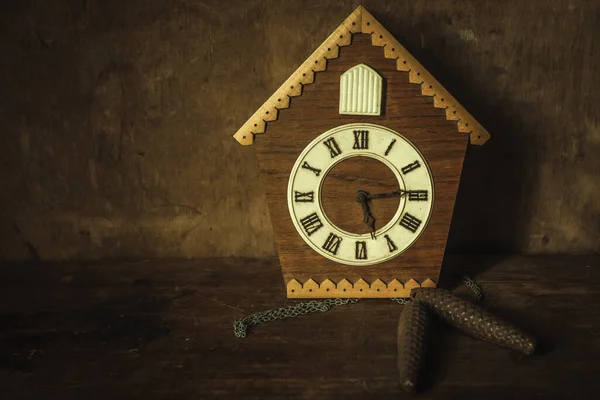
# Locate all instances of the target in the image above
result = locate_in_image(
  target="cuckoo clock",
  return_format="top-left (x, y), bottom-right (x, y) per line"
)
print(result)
top-left (233, 6), bottom-right (490, 299)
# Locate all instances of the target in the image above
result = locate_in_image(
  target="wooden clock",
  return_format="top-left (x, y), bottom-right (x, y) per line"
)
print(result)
top-left (233, 6), bottom-right (490, 299)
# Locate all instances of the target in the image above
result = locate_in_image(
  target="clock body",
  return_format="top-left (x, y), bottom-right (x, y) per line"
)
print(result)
top-left (252, 34), bottom-right (470, 298)
top-left (287, 123), bottom-right (434, 266)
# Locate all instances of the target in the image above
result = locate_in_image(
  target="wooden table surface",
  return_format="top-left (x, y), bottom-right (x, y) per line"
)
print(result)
top-left (0, 255), bottom-right (599, 399)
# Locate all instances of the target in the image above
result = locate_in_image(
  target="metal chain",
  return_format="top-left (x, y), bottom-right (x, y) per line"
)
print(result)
top-left (233, 298), bottom-right (359, 338)
top-left (233, 275), bottom-right (482, 338)
top-left (390, 297), bottom-right (411, 305)
top-left (462, 275), bottom-right (483, 302)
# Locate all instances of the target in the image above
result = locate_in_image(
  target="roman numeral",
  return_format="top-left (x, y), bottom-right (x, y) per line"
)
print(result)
top-left (407, 190), bottom-right (428, 201)
top-left (384, 139), bottom-right (396, 156)
top-left (399, 213), bottom-right (422, 233)
top-left (301, 161), bottom-right (321, 177)
top-left (294, 191), bottom-right (314, 203)
top-left (352, 130), bottom-right (369, 150)
top-left (323, 137), bottom-right (342, 158)
top-left (299, 212), bottom-right (323, 236)
top-left (322, 233), bottom-right (342, 255)
top-left (384, 234), bottom-right (398, 252)
top-left (355, 241), bottom-right (367, 260)
top-left (401, 160), bottom-right (421, 174)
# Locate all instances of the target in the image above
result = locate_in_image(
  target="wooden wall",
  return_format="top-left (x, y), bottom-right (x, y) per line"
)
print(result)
top-left (0, 0), bottom-right (598, 261)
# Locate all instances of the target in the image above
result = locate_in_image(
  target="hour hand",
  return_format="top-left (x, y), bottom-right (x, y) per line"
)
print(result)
top-left (360, 203), bottom-right (376, 239)
top-left (356, 191), bottom-right (376, 239)
top-left (364, 213), bottom-right (376, 240)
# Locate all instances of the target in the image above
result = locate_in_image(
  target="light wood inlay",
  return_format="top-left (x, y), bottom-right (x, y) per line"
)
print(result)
top-left (287, 277), bottom-right (437, 298)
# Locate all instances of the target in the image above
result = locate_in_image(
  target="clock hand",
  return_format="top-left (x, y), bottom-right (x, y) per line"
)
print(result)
top-left (365, 189), bottom-right (408, 200)
top-left (355, 191), bottom-right (376, 239)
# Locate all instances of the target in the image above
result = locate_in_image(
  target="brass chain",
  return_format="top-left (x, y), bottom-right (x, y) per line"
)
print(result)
top-left (233, 276), bottom-right (482, 338)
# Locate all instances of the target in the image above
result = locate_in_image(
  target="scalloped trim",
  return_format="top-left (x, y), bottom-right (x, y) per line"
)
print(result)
top-left (286, 277), bottom-right (437, 298)
top-left (233, 6), bottom-right (490, 146)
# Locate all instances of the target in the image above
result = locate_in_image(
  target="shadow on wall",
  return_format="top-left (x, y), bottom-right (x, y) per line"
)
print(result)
top-left (376, 8), bottom-right (543, 255)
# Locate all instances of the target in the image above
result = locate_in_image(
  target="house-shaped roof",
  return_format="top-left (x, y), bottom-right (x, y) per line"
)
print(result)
top-left (233, 6), bottom-right (490, 146)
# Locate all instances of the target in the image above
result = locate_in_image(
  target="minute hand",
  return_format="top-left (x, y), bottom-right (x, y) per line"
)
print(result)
top-left (366, 189), bottom-right (408, 200)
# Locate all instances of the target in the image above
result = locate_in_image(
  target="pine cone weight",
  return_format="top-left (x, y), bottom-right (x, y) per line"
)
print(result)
top-left (397, 301), bottom-right (431, 392)
top-left (411, 288), bottom-right (536, 355)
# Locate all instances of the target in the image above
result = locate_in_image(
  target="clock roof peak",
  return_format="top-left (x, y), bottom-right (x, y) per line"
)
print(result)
top-left (233, 6), bottom-right (490, 146)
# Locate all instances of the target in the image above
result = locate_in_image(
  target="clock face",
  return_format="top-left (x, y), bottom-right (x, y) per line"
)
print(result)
top-left (287, 123), bottom-right (434, 266)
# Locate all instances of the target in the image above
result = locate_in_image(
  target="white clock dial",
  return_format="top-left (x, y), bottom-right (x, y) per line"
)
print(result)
top-left (287, 123), bottom-right (434, 266)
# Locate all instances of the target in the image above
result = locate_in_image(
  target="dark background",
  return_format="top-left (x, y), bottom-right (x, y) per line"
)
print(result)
top-left (1, 0), bottom-right (599, 261)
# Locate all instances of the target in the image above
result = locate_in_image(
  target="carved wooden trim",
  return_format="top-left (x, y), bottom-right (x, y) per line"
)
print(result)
top-left (233, 6), bottom-right (490, 146)
top-left (286, 277), bottom-right (437, 298)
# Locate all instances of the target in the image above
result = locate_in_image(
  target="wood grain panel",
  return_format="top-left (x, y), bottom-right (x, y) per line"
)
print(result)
top-left (320, 156), bottom-right (399, 234)
top-left (255, 34), bottom-right (469, 295)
